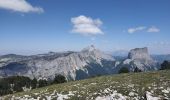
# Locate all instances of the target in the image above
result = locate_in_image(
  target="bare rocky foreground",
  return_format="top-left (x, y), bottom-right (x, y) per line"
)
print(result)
top-left (1, 70), bottom-right (170, 100)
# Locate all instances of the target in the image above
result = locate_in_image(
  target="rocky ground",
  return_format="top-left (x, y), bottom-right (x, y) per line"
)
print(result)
top-left (1, 70), bottom-right (170, 100)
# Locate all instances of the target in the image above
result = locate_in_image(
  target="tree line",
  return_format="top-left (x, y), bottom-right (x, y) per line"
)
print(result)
top-left (118, 66), bottom-right (141, 74)
top-left (0, 74), bottom-right (66, 96)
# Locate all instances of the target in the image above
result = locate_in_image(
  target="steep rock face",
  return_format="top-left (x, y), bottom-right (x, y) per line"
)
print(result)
top-left (128, 47), bottom-right (152, 60)
top-left (30, 45), bottom-right (115, 80)
top-left (122, 47), bottom-right (158, 71)
top-left (0, 45), bottom-right (116, 80)
top-left (0, 46), bottom-right (160, 80)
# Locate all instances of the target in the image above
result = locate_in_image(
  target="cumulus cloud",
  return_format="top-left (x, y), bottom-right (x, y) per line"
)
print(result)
top-left (127, 26), bottom-right (160, 34)
top-left (147, 26), bottom-right (160, 33)
top-left (71, 15), bottom-right (104, 36)
top-left (127, 26), bottom-right (146, 34)
top-left (0, 0), bottom-right (44, 13)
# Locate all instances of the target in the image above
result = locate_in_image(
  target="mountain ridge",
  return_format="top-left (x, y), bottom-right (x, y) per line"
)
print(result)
top-left (0, 46), bottom-right (162, 80)
top-left (0, 45), bottom-right (115, 80)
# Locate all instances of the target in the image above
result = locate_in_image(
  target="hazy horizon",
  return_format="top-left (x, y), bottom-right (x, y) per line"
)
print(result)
top-left (0, 45), bottom-right (169, 56)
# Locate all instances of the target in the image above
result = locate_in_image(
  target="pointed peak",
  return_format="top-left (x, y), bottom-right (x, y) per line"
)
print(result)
top-left (89, 45), bottom-right (95, 50)
top-left (90, 45), bottom-right (95, 48)
top-left (81, 45), bottom-right (97, 52)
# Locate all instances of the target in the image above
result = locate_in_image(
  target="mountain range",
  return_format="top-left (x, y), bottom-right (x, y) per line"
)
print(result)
top-left (0, 45), bottom-right (169, 81)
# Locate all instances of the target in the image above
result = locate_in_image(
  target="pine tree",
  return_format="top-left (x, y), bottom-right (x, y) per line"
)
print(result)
top-left (38, 79), bottom-right (48, 88)
top-left (160, 60), bottom-right (170, 70)
top-left (119, 67), bottom-right (129, 73)
top-left (53, 74), bottom-right (66, 84)
top-left (134, 67), bottom-right (142, 72)
top-left (31, 78), bottom-right (37, 89)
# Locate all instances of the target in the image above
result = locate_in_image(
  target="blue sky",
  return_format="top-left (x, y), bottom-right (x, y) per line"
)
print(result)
top-left (0, 0), bottom-right (170, 55)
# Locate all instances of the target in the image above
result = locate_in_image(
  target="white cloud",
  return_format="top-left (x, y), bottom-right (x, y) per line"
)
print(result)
top-left (0, 0), bottom-right (44, 13)
top-left (71, 15), bottom-right (104, 36)
top-left (127, 26), bottom-right (160, 34)
top-left (147, 26), bottom-right (160, 33)
top-left (127, 26), bottom-right (146, 34)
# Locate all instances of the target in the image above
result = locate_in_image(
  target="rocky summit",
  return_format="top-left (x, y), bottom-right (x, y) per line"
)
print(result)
top-left (128, 47), bottom-right (152, 60)
top-left (0, 46), bottom-right (160, 81)
top-left (122, 47), bottom-right (158, 71)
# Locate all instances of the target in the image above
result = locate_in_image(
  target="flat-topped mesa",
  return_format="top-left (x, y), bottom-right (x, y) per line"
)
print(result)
top-left (128, 47), bottom-right (152, 60)
top-left (122, 47), bottom-right (158, 71)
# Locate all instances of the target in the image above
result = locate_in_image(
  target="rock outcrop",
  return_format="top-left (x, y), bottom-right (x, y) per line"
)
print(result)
top-left (122, 47), bottom-right (158, 71)
top-left (128, 47), bottom-right (152, 60)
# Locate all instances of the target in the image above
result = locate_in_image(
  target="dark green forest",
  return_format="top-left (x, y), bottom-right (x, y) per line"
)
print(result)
top-left (0, 74), bottom-right (66, 96)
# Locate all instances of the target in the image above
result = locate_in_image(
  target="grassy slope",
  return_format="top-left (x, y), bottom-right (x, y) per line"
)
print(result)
top-left (3, 70), bottom-right (170, 100)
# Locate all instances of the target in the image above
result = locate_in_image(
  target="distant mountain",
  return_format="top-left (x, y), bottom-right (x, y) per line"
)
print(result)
top-left (0, 45), bottom-right (116, 80)
top-left (151, 54), bottom-right (170, 63)
top-left (119, 47), bottom-right (159, 71)
top-left (0, 54), bottom-right (28, 68)
top-left (0, 46), bottom-right (162, 80)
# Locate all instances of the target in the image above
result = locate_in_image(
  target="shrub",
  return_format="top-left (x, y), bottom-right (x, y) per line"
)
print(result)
top-left (160, 60), bottom-right (170, 70)
top-left (134, 67), bottom-right (142, 72)
top-left (38, 79), bottom-right (48, 88)
top-left (119, 67), bottom-right (129, 73)
top-left (53, 74), bottom-right (66, 84)
top-left (31, 78), bottom-right (37, 89)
